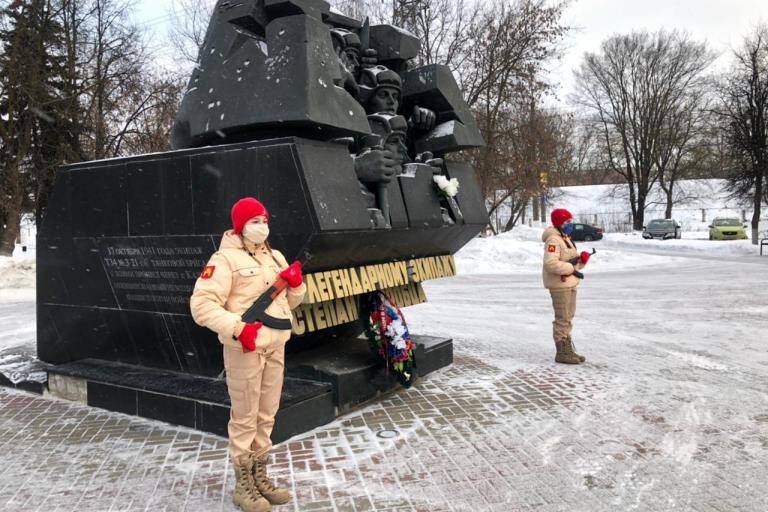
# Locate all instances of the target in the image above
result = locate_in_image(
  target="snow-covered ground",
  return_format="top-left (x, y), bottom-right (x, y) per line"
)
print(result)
top-left (1, 226), bottom-right (768, 510)
top-left (2, 225), bottom-right (764, 384)
top-left (454, 225), bottom-right (761, 275)
top-left (0, 257), bottom-right (35, 289)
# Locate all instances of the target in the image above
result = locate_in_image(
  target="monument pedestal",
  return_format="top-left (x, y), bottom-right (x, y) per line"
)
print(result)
top-left (43, 335), bottom-right (452, 440)
top-left (46, 359), bottom-right (335, 442)
top-left (286, 335), bottom-right (453, 414)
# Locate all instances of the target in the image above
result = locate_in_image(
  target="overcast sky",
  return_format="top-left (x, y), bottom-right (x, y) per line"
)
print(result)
top-left (136, 0), bottom-right (768, 105)
top-left (553, 0), bottom-right (768, 100)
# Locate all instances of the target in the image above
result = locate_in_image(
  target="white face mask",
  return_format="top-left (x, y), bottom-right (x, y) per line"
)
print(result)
top-left (243, 223), bottom-right (269, 244)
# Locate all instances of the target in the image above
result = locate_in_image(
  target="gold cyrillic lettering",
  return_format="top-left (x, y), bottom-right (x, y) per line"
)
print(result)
top-left (312, 302), bottom-right (327, 330)
top-left (339, 269), bottom-right (352, 298)
top-left (305, 275), bottom-right (323, 303)
top-left (336, 298), bottom-right (349, 324)
top-left (315, 273), bottom-right (331, 301)
top-left (366, 267), bottom-right (378, 291)
top-left (350, 268), bottom-right (363, 295)
top-left (325, 299), bottom-right (338, 326)
top-left (330, 270), bottom-right (344, 299)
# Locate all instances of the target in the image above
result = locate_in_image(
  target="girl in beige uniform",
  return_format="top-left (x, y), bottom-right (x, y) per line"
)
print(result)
top-left (190, 197), bottom-right (306, 512)
top-left (542, 208), bottom-right (591, 364)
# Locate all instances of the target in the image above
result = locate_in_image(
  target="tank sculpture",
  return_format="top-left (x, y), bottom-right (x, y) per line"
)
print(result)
top-left (36, 0), bottom-right (488, 437)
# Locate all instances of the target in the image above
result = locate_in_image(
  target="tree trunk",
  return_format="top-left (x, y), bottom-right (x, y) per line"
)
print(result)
top-left (540, 195), bottom-right (547, 223)
top-left (0, 199), bottom-right (22, 256)
top-left (503, 213), bottom-right (516, 232)
top-left (532, 197), bottom-right (540, 221)
top-left (632, 186), bottom-right (647, 230)
top-left (752, 173), bottom-right (763, 245)
top-left (633, 193), bottom-right (646, 230)
top-left (665, 181), bottom-right (675, 219)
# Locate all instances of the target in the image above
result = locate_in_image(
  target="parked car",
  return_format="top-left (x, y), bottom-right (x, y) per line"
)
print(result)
top-left (570, 223), bottom-right (603, 241)
top-left (642, 219), bottom-right (681, 239)
top-left (708, 217), bottom-right (748, 240)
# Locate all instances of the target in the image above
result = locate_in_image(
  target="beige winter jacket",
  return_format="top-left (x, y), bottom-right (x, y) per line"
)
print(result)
top-left (541, 226), bottom-right (585, 291)
top-left (190, 230), bottom-right (307, 350)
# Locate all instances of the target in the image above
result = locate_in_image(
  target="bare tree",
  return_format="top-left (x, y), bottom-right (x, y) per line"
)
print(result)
top-left (655, 84), bottom-right (713, 218)
top-left (117, 73), bottom-right (185, 155)
top-left (1, 0), bottom-right (186, 253)
top-left (483, 97), bottom-right (574, 233)
top-left (716, 24), bottom-right (768, 244)
top-left (167, 0), bottom-right (216, 70)
top-left (80, 0), bottom-right (153, 159)
top-left (573, 30), bottom-right (713, 230)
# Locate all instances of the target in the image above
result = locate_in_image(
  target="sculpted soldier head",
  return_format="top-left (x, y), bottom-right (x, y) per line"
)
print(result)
top-left (331, 28), bottom-right (362, 74)
top-left (367, 113), bottom-right (409, 167)
top-left (358, 65), bottom-right (402, 115)
top-left (331, 27), bottom-right (363, 96)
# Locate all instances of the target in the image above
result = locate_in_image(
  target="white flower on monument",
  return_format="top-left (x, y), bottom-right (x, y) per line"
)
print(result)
top-left (433, 175), bottom-right (460, 197)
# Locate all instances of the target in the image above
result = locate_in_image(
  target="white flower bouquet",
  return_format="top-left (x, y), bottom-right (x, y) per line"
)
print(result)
top-left (433, 175), bottom-right (459, 198)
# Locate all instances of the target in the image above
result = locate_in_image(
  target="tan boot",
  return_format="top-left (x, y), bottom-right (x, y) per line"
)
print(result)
top-left (252, 455), bottom-right (292, 505)
top-left (565, 337), bottom-right (586, 363)
top-left (233, 455), bottom-right (271, 512)
top-left (555, 340), bottom-right (581, 364)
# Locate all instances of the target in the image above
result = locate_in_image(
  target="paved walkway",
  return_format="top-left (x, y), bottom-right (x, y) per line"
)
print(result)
top-left (1, 255), bottom-right (768, 511)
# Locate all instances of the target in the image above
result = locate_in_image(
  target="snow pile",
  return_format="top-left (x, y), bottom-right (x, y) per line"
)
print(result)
top-left (0, 257), bottom-right (35, 289)
top-left (454, 226), bottom-right (687, 275)
top-left (488, 179), bottom-right (768, 233)
top-left (454, 229), bottom-right (544, 275)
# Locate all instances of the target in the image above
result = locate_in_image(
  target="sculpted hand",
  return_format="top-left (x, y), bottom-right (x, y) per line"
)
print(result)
top-left (409, 106), bottom-right (436, 131)
top-left (354, 149), bottom-right (398, 184)
top-left (415, 151), bottom-right (444, 170)
top-left (361, 48), bottom-right (378, 68)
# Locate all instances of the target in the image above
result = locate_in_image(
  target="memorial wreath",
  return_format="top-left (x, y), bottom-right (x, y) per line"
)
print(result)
top-left (363, 291), bottom-right (416, 388)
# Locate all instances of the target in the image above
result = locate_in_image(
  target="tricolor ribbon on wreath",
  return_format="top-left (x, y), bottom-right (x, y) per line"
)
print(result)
top-left (364, 291), bottom-right (417, 388)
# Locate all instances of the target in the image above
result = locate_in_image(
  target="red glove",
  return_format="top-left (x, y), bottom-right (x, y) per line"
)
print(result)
top-left (580, 251), bottom-right (591, 265)
top-left (279, 261), bottom-right (303, 288)
top-left (237, 322), bottom-right (262, 352)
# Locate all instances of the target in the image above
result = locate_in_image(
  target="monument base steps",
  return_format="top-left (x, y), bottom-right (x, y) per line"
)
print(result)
top-left (37, 335), bottom-right (452, 441)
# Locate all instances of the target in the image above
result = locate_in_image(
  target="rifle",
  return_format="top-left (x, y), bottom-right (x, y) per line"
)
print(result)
top-left (568, 248), bottom-right (596, 280)
top-left (240, 251), bottom-right (312, 330)
top-left (360, 16), bottom-right (370, 58)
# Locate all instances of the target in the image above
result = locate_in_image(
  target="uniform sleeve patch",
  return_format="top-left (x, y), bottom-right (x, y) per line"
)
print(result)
top-left (547, 245), bottom-right (557, 253)
top-left (200, 266), bottom-right (216, 279)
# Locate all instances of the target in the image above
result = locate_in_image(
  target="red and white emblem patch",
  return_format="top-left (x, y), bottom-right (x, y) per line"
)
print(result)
top-left (200, 266), bottom-right (216, 279)
top-left (547, 245), bottom-right (557, 253)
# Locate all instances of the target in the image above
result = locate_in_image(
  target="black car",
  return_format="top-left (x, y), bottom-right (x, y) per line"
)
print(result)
top-left (570, 223), bottom-right (604, 241)
top-left (642, 219), bottom-right (681, 240)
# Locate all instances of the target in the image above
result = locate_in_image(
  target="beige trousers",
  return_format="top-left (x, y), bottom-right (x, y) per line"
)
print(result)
top-left (550, 288), bottom-right (577, 343)
top-left (223, 342), bottom-right (285, 463)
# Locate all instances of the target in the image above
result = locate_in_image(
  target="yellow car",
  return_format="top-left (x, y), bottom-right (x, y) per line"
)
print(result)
top-left (708, 217), bottom-right (748, 240)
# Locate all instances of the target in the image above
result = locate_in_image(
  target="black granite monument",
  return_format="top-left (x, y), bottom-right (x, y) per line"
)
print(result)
top-left (37, 0), bottom-right (487, 439)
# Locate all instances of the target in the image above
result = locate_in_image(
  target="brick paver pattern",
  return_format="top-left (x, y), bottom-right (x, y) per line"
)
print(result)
top-left (1, 348), bottom-right (766, 511)
top-left (2, 261), bottom-right (768, 511)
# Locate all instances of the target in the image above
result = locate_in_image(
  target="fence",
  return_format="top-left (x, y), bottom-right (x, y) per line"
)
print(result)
top-left (491, 203), bottom-right (768, 235)
top-left (571, 207), bottom-right (767, 233)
